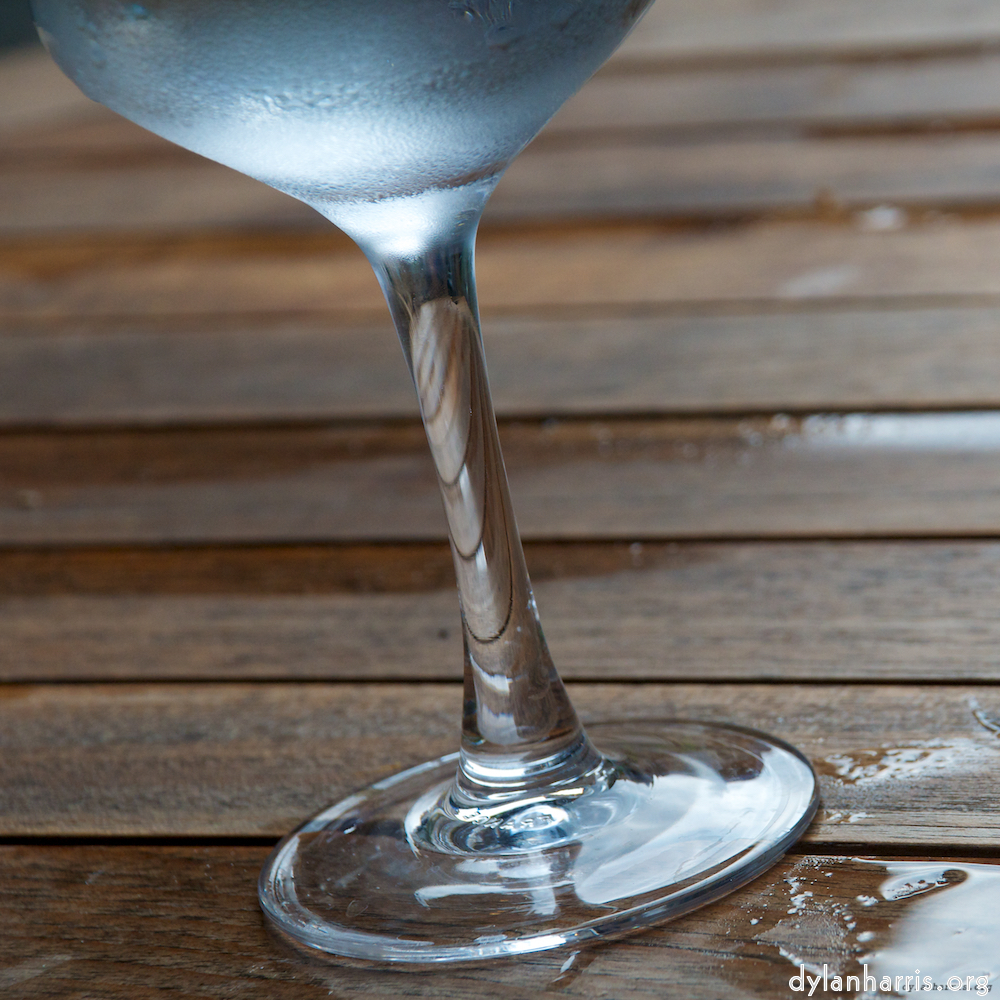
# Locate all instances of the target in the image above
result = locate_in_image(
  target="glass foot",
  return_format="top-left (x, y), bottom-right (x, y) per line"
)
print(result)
top-left (259, 720), bottom-right (818, 963)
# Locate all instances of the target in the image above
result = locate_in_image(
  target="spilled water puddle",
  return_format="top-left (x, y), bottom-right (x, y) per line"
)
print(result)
top-left (820, 739), bottom-right (993, 788)
top-left (781, 412), bottom-right (1000, 453)
top-left (726, 856), bottom-right (1000, 998)
top-left (864, 861), bottom-right (998, 996)
top-left (810, 697), bottom-right (1000, 832)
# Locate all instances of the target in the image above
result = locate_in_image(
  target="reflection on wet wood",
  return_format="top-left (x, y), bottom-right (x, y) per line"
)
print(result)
top-left (1, 848), bottom-right (996, 999)
top-left (5, 542), bottom-right (1000, 684)
top-left (2, 682), bottom-right (999, 844)
top-left (6, 414), bottom-right (1000, 542)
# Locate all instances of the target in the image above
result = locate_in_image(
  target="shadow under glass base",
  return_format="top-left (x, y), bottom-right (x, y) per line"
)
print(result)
top-left (258, 720), bottom-right (818, 963)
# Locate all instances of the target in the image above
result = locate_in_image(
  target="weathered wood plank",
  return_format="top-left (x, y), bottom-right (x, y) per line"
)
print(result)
top-left (0, 315), bottom-right (413, 424)
top-left (552, 53), bottom-right (1000, 135)
top-left (6, 306), bottom-right (1000, 426)
top-left (2, 682), bottom-right (998, 844)
top-left (619, 0), bottom-right (1000, 62)
top-left (1, 847), bottom-right (990, 999)
top-left (9, 217), bottom-right (1000, 320)
top-left (0, 542), bottom-right (460, 596)
top-left (4, 414), bottom-right (1000, 542)
top-left (0, 162), bottom-right (318, 234)
top-left (500, 135), bottom-right (1000, 219)
top-left (14, 135), bottom-right (1000, 234)
top-left (0, 102), bottom-right (160, 161)
top-left (5, 542), bottom-right (1000, 684)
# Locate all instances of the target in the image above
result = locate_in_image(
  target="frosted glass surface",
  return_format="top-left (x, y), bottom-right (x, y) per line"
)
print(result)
top-left (33, 0), bottom-right (645, 208)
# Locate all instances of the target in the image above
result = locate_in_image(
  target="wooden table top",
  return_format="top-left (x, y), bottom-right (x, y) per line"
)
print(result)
top-left (5, 2), bottom-right (1000, 995)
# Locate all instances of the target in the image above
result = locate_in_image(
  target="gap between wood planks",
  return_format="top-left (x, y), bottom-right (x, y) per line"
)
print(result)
top-left (1, 836), bottom-right (995, 856)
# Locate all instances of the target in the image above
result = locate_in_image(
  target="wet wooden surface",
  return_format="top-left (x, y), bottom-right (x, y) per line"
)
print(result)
top-left (2, 848), bottom-right (995, 999)
top-left (4, 2), bottom-right (1000, 995)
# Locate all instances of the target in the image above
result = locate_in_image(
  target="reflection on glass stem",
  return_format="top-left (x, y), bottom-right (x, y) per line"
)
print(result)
top-left (373, 231), bottom-right (603, 813)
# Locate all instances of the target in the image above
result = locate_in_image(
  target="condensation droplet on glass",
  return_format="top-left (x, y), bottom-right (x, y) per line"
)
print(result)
top-left (82, 19), bottom-right (106, 68)
top-left (486, 23), bottom-right (521, 49)
top-left (550, 2), bottom-right (580, 28)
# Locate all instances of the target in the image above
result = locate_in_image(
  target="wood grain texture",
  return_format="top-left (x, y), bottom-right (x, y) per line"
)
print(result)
top-left (498, 134), bottom-right (1000, 220)
top-left (2, 681), bottom-right (999, 844)
top-left (0, 162), bottom-right (318, 235)
top-left (0, 108), bottom-right (178, 166)
top-left (4, 414), bottom-right (1000, 543)
top-left (552, 53), bottom-right (1000, 136)
top-left (11, 217), bottom-right (1000, 320)
top-left (617, 0), bottom-right (1000, 62)
top-left (6, 306), bottom-right (1000, 426)
top-left (0, 542), bottom-right (462, 596)
top-left (0, 848), bottom-right (985, 999)
top-left (5, 542), bottom-right (1000, 684)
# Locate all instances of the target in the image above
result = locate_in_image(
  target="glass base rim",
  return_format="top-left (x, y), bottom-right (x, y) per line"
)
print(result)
top-left (258, 719), bottom-right (819, 964)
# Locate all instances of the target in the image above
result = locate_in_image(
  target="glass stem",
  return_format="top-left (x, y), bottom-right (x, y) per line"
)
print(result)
top-left (369, 233), bottom-right (602, 805)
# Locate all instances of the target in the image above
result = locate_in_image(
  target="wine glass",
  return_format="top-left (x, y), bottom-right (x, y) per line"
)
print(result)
top-left (31, 0), bottom-right (819, 963)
